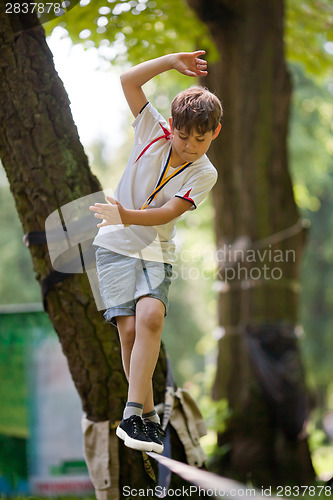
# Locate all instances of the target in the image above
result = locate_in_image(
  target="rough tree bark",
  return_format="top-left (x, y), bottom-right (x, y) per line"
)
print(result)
top-left (0, 7), bottom-right (190, 499)
top-left (187, 0), bottom-right (315, 487)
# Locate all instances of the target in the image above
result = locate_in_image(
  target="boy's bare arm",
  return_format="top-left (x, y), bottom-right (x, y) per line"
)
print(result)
top-left (121, 51), bottom-right (208, 117)
top-left (89, 196), bottom-right (192, 227)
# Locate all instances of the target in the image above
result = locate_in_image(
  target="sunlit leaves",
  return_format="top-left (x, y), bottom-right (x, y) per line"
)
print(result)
top-left (45, 0), bottom-right (218, 65)
top-left (288, 64), bottom-right (333, 389)
top-left (289, 64), bottom-right (333, 211)
top-left (285, 0), bottom-right (333, 78)
top-left (43, 0), bottom-right (333, 76)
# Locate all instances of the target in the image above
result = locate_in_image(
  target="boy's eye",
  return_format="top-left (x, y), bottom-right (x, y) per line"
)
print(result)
top-left (178, 135), bottom-right (204, 142)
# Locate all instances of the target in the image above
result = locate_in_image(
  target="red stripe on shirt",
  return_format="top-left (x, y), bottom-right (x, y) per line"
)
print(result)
top-left (183, 189), bottom-right (194, 204)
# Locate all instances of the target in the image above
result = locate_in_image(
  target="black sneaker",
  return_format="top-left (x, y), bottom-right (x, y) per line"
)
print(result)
top-left (144, 420), bottom-right (166, 454)
top-left (116, 415), bottom-right (153, 452)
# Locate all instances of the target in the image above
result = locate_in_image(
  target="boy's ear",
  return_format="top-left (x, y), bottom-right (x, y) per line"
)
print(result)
top-left (212, 123), bottom-right (222, 140)
top-left (169, 117), bottom-right (173, 131)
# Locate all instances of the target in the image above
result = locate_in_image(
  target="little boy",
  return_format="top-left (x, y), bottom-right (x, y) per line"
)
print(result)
top-left (89, 51), bottom-right (222, 453)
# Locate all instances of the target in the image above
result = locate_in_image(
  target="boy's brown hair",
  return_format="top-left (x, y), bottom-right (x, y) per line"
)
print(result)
top-left (171, 86), bottom-right (223, 135)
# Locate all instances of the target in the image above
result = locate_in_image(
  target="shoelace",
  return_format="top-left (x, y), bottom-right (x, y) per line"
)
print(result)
top-left (144, 420), bottom-right (166, 439)
top-left (128, 415), bottom-right (145, 436)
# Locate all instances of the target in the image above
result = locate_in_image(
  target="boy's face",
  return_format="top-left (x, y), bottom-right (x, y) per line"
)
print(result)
top-left (170, 123), bottom-right (221, 165)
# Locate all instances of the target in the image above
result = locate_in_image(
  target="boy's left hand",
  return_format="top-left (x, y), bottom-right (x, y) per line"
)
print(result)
top-left (89, 196), bottom-right (125, 227)
top-left (173, 51), bottom-right (208, 78)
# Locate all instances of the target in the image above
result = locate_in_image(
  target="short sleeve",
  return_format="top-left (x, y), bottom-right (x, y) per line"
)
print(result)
top-left (175, 169), bottom-right (218, 210)
top-left (131, 102), bottom-right (169, 147)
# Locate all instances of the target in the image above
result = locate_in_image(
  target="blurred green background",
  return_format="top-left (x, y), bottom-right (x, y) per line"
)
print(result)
top-left (1, 59), bottom-right (333, 491)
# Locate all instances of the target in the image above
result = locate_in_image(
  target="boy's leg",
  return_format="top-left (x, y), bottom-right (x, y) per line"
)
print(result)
top-left (115, 313), bottom-right (153, 451)
top-left (116, 316), bottom-right (135, 379)
top-left (116, 299), bottom-right (165, 452)
top-left (116, 316), bottom-right (155, 413)
top-left (128, 296), bottom-right (165, 405)
top-left (130, 297), bottom-right (165, 451)
top-left (116, 309), bottom-right (164, 452)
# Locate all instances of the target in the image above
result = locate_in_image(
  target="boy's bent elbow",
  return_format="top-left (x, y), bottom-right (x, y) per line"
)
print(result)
top-left (120, 70), bottom-right (136, 89)
top-left (120, 71), bottom-right (129, 87)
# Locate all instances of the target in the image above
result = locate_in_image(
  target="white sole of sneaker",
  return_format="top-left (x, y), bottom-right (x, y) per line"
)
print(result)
top-left (116, 425), bottom-right (154, 452)
top-left (151, 442), bottom-right (164, 454)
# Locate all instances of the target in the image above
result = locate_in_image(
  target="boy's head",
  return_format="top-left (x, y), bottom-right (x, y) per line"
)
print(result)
top-left (171, 86), bottom-right (222, 136)
top-left (170, 86), bottom-right (222, 163)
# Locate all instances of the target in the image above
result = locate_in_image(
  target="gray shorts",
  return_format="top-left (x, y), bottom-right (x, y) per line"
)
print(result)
top-left (95, 246), bottom-right (173, 326)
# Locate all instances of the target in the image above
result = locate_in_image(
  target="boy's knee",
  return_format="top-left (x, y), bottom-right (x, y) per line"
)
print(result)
top-left (117, 319), bottom-right (135, 346)
top-left (145, 314), bottom-right (163, 333)
top-left (139, 303), bottom-right (164, 333)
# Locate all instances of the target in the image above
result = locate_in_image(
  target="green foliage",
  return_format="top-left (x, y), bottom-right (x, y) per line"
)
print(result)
top-left (289, 64), bottom-right (333, 210)
top-left (45, 0), bottom-right (218, 64)
top-left (0, 436), bottom-right (27, 489)
top-left (43, 0), bottom-right (333, 81)
top-left (0, 179), bottom-right (41, 305)
top-left (0, 311), bottom-right (54, 438)
top-left (286, 63), bottom-right (333, 475)
top-left (299, 190), bottom-right (333, 388)
top-left (288, 64), bottom-right (333, 392)
top-left (311, 445), bottom-right (333, 480)
top-left (0, 319), bottom-right (27, 438)
top-left (285, 0), bottom-right (333, 78)
top-left (0, 312), bottom-right (50, 492)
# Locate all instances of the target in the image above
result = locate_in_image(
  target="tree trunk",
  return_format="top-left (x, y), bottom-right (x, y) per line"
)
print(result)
top-left (187, 0), bottom-right (315, 487)
top-left (0, 7), bottom-right (190, 498)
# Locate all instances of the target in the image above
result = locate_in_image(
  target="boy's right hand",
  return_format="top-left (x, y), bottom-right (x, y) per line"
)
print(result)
top-left (89, 196), bottom-right (124, 228)
top-left (172, 51), bottom-right (208, 78)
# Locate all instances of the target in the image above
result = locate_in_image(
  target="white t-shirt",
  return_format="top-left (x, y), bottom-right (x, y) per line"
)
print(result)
top-left (93, 102), bottom-right (218, 263)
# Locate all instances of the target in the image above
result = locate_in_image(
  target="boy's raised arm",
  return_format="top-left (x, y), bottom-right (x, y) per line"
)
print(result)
top-left (120, 52), bottom-right (208, 118)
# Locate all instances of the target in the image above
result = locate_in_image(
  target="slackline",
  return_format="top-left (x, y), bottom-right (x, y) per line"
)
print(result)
top-left (147, 452), bottom-right (285, 500)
